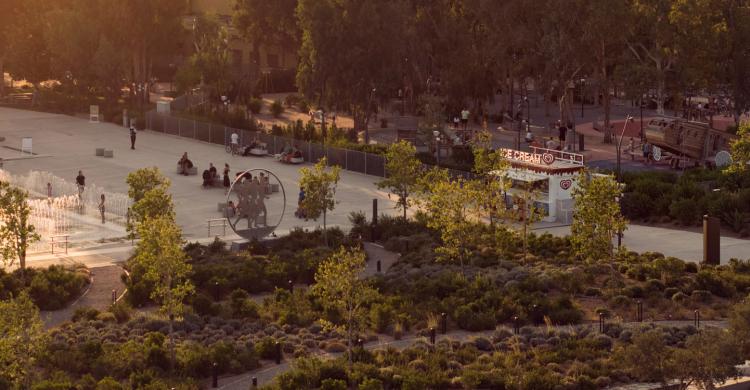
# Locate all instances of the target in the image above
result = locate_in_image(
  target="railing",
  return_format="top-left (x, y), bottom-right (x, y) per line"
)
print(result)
top-left (50, 234), bottom-right (69, 254)
top-left (145, 111), bottom-right (387, 177)
top-left (207, 218), bottom-right (227, 237)
top-left (529, 146), bottom-right (585, 165)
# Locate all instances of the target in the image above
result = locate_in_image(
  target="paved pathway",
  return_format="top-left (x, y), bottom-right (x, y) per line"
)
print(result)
top-left (40, 259), bottom-right (126, 328)
top-left (362, 242), bottom-right (399, 277)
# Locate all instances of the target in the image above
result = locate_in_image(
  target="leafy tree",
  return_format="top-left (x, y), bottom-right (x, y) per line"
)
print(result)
top-left (570, 171), bottom-right (627, 261)
top-left (472, 130), bottom-right (511, 226)
top-left (377, 141), bottom-right (422, 219)
top-left (178, 15), bottom-right (232, 101)
top-left (4, 0), bottom-right (52, 95)
top-left (729, 299), bottom-right (750, 356)
top-left (626, 0), bottom-right (680, 115)
top-left (126, 167), bottom-right (174, 237)
top-left (233, 0), bottom-right (299, 95)
top-left (511, 181), bottom-right (545, 263)
top-left (0, 181), bottom-right (40, 269)
top-left (727, 122), bottom-right (750, 173)
top-left (313, 247), bottom-right (377, 367)
top-left (673, 328), bottom-right (741, 390)
top-left (299, 157), bottom-right (341, 245)
top-left (418, 168), bottom-right (476, 270)
top-left (296, 0), bottom-right (407, 139)
top-left (130, 215), bottom-right (193, 369)
top-left (0, 292), bottom-right (47, 387)
top-left (618, 329), bottom-right (674, 384)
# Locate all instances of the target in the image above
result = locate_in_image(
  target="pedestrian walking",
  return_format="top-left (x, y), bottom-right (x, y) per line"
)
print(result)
top-left (642, 142), bottom-right (651, 165)
top-left (76, 171), bottom-right (85, 199)
top-left (129, 124), bottom-right (137, 149)
top-left (98, 194), bottom-right (106, 224)
top-left (223, 163), bottom-right (231, 194)
top-left (461, 108), bottom-right (470, 130)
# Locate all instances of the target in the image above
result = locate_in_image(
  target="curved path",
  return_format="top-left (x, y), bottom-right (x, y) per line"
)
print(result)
top-left (41, 258), bottom-right (126, 328)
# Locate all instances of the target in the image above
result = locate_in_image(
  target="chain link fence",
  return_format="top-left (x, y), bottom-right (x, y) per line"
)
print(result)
top-left (146, 111), bottom-right (386, 177)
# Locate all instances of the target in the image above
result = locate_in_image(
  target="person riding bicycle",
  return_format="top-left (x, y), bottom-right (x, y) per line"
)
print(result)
top-left (230, 131), bottom-right (239, 155)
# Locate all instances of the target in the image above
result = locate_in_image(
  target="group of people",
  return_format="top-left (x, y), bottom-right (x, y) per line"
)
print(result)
top-left (74, 170), bottom-right (106, 224)
top-left (178, 152), bottom-right (194, 175)
top-left (226, 172), bottom-right (270, 229)
top-left (451, 108), bottom-right (471, 130)
top-left (279, 143), bottom-right (303, 163)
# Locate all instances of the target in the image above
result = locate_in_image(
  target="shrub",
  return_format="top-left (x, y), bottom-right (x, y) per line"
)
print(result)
top-left (72, 307), bottom-right (100, 322)
top-left (609, 295), bottom-right (632, 307)
top-left (271, 100), bottom-right (284, 118)
top-left (298, 100), bottom-right (309, 114)
top-left (369, 303), bottom-right (395, 333)
top-left (669, 199), bottom-right (701, 226)
top-left (664, 287), bottom-right (680, 298)
top-left (321, 379), bottom-right (347, 390)
top-left (109, 300), bottom-right (132, 323)
top-left (584, 287), bottom-right (602, 297)
top-left (672, 292), bottom-right (689, 302)
top-left (255, 337), bottom-right (279, 360)
top-left (248, 98), bottom-right (262, 114)
top-left (359, 378), bottom-right (384, 390)
top-left (193, 293), bottom-right (219, 317)
top-left (691, 290), bottom-right (712, 303)
top-left (645, 279), bottom-right (664, 292)
top-left (26, 265), bottom-right (89, 310)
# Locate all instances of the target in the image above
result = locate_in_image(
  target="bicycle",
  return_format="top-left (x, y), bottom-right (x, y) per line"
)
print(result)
top-left (225, 143), bottom-right (239, 155)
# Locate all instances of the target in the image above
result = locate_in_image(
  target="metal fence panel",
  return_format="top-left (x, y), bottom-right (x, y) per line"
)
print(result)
top-left (150, 113), bottom-right (164, 132)
top-left (310, 143), bottom-right (326, 164)
top-left (366, 153), bottom-right (385, 177)
top-left (195, 121), bottom-right (210, 143)
top-left (326, 147), bottom-right (347, 169)
top-left (165, 116), bottom-right (180, 136)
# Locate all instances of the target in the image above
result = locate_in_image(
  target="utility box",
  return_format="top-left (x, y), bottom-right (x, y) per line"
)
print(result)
top-left (156, 100), bottom-right (171, 114)
top-left (703, 215), bottom-right (720, 265)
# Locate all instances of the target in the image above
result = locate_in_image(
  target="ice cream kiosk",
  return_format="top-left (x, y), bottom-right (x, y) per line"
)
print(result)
top-left (495, 146), bottom-right (585, 223)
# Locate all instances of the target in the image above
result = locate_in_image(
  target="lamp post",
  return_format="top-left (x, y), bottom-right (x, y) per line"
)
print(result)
top-left (365, 88), bottom-right (376, 144)
top-left (616, 115), bottom-right (634, 180)
top-left (433, 130), bottom-right (441, 166)
top-left (580, 78), bottom-right (586, 118)
top-left (525, 96), bottom-right (531, 143)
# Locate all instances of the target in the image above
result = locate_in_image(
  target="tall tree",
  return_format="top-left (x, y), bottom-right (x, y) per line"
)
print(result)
top-left (570, 171), bottom-right (627, 261)
top-left (583, 0), bottom-right (631, 143)
top-left (626, 0), bottom-right (680, 115)
top-left (377, 140), bottom-right (422, 219)
top-left (727, 122), bottom-right (750, 173)
top-left (233, 0), bottom-right (299, 94)
top-left (0, 0), bottom-right (24, 97)
top-left (0, 182), bottom-right (40, 269)
top-left (4, 0), bottom-right (52, 95)
top-left (178, 15), bottom-right (232, 101)
top-left (418, 168), bottom-right (476, 270)
top-left (299, 157), bottom-right (341, 245)
top-left (130, 215), bottom-right (193, 369)
top-left (618, 329), bottom-right (674, 384)
top-left (296, 0), bottom-right (407, 140)
top-left (0, 292), bottom-right (47, 388)
top-left (673, 328), bottom-right (741, 390)
top-left (125, 167), bottom-right (174, 237)
top-left (313, 247), bottom-right (377, 367)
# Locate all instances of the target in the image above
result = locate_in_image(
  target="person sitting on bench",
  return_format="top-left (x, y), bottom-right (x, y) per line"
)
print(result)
top-left (201, 169), bottom-right (212, 188)
top-left (179, 152), bottom-right (193, 175)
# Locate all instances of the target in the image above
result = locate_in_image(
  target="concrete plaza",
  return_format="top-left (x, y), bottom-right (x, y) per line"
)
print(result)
top-left (0, 106), bottom-right (748, 265)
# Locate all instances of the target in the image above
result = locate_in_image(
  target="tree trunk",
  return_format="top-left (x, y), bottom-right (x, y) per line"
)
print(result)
top-left (323, 209), bottom-right (327, 246)
top-left (0, 58), bottom-right (5, 97)
top-left (656, 62), bottom-right (666, 115)
top-left (402, 195), bottom-right (407, 219)
top-left (603, 83), bottom-right (612, 144)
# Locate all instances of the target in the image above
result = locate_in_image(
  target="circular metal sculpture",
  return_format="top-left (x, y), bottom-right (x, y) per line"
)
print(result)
top-left (225, 169), bottom-right (286, 240)
top-left (714, 151), bottom-right (732, 167)
top-left (651, 146), bottom-right (662, 161)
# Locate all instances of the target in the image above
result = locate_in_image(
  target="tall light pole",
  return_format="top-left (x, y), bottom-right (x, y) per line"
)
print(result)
top-left (365, 87), bottom-right (376, 144)
top-left (616, 115), bottom-right (634, 180)
top-left (525, 96), bottom-right (531, 142)
top-left (580, 78), bottom-right (586, 118)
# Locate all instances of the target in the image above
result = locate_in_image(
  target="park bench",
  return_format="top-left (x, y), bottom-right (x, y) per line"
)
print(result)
top-left (177, 165), bottom-right (198, 175)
